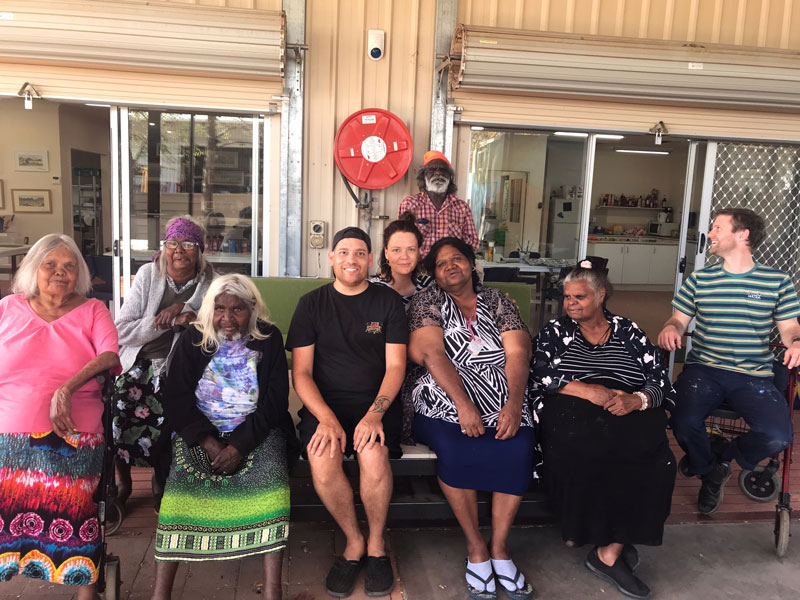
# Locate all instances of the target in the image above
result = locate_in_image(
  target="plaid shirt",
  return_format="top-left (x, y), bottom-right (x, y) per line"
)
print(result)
top-left (398, 192), bottom-right (479, 257)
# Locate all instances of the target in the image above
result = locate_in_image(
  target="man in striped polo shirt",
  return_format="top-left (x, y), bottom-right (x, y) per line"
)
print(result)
top-left (658, 208), bottom-right (800, 514)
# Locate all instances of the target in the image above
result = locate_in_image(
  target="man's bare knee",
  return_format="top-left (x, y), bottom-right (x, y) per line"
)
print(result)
top-left (357, 445), bottom-right (391, 482)
top-left (307, 450), bottom-right (347, 486)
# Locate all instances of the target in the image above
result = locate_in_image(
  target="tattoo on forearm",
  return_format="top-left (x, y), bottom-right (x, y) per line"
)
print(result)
top-left (370, 396), bottom-right (390, 414)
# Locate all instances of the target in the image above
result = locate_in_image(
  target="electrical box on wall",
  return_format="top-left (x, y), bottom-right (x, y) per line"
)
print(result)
top-left (309, 220), bottom-right (326, 249)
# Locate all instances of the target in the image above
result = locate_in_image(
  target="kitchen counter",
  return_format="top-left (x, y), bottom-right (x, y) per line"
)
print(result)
top-left (587, 235), bottom-right (678, 244)
top-left (0, 243), bottom-right (31, 276)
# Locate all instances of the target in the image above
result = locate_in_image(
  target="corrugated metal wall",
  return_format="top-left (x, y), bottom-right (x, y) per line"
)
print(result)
top-left (458, 0), bottom-right (800, 50)
top-left (302, 0), bottom-right (435, 275)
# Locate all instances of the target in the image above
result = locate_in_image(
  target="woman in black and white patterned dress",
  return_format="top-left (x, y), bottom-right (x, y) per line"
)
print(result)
top-left (408, 237), bottom-right (535, 600)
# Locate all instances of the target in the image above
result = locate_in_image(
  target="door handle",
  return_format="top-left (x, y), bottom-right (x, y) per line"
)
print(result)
top-left (698, 233), bottom-right (706, 253)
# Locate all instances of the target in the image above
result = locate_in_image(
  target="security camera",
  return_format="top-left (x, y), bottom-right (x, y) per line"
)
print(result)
top-left (368, 30), bottom-right (385, 61)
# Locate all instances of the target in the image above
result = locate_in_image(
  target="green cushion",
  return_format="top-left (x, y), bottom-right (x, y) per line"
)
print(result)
top-left (251, 277), bottom-right (332, 335)
top-left (250, 277), bottom-right (333, 367)
top-left (485, 282), bottom-right (532, 330)
top-left (249, 278), bottom-right (532, 368)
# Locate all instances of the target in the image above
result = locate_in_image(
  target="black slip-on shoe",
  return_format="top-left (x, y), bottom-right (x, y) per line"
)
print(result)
top-left (622, 544), bottom-right (639, 572)
top-left (585, 547), bottom-right (651, 600)
top-left (698, 461), bottom-right (733, 515)
top-left (364, 555), bottom-right (394, 597)
top-left (325, 555), bottom-right (364, 598)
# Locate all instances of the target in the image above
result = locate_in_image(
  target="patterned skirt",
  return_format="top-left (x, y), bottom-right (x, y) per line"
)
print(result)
top-left (154, 430), bottom-right (290, 562)
top-left (0, 432), bottom-right (103, 586)
top-left (113, 358), bottom-right (168, 468)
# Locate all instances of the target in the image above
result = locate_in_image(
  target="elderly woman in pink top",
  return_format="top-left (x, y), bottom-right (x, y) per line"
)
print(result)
top-left (0, 234), bottom-right (120, 600)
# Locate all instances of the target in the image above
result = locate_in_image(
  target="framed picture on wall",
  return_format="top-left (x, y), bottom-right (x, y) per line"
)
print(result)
top-left (0, 179), bottom-right (4, 209)
top-left (14, 151), bottom-right (49, 172)
top-left (11, 189), bottom-right (52, 213)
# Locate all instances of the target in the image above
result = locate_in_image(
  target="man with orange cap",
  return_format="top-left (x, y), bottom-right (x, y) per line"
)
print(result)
top-left (398, 150), bottom-right (479, 257)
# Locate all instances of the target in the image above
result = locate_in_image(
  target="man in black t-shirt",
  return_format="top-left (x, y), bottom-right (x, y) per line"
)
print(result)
top-left (286, 226), bottom-right (407, 598)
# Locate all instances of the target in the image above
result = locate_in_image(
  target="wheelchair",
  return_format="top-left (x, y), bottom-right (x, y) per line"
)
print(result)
top-left (674, 351), bottom-right (797, 557)
top-left (94, 371), bottom-right (124, 598)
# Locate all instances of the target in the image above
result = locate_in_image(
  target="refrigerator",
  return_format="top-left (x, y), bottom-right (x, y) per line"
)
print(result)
top-left (547, 187), bottom-right (582, 259)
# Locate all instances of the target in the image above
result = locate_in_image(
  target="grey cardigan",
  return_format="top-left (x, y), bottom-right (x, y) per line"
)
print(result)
top-left (116, 261), bottom-right (214, 373)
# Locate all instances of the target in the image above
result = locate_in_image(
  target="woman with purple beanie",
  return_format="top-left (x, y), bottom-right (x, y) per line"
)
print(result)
top-left (113, 215), bottom-right (214, 510)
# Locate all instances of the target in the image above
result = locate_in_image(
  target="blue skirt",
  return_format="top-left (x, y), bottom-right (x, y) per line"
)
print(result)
top-left (413, 413), bottom-right (535, 496)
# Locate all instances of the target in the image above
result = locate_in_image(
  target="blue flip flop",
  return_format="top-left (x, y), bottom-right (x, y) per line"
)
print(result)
top-left (466, 559), bottom-right (497, 600)
top-left (495, 566), bottom-right (535, 600)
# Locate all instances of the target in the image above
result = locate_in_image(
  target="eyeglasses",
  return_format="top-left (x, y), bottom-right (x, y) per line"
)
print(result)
top-left (164, 240), bottom-right (198, 250)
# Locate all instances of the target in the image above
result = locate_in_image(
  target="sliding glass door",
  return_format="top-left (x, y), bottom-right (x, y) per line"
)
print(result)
top-left (111, 108), bottom-right (266, 308)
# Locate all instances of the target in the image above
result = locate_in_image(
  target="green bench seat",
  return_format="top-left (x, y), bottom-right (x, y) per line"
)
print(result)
top-left (248, 276), bottom-right (544, 521)
top-left (250, 276), bottom-right (532, 340)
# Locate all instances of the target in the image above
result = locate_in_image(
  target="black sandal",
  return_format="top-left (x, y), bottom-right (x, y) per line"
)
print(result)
top-left (325, 555), bottom-right (365, 598)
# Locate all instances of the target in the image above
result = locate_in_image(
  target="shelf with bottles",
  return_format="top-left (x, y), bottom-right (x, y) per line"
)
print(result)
top-left (596, 189), bottom-right (670, 209)
top-left (594, 205), bottom-right (664, 210)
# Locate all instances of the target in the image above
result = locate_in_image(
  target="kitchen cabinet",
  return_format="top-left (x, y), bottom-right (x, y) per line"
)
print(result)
top-left (649, 245), bottom-right (679, 285)
top-left (587, 242), bottom-right (677, 285)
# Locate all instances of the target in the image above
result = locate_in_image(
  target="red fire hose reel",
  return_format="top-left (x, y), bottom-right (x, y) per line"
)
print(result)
top-left (333, 108), bottom-right (413, 190)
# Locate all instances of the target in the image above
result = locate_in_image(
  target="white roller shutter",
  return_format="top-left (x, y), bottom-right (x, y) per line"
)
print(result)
top-left (0, 0), bottom-right (284, 110)
top-left (448, 25), bottom-right (800, 141)
top-left (450, 25), bottom-right (800, 110)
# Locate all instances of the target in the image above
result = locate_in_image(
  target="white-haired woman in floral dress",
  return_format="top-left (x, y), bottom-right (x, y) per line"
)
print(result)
top-left (530, 261), bottom-right (676, 600)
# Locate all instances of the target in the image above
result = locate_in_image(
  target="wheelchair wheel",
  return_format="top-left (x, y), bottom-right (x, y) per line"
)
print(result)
top-left (678, 455), bottom-right (692, 477)
top-left (103, 555), bottom-right (121, 599)
top-left (105, 499), bottom-right (125, 537)
top-left (739, 467), bottom-right (780, 503)
top-left (775, 507), bottom-right (791, 558)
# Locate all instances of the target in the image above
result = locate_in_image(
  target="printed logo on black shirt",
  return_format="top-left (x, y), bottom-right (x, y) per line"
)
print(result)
top-left (365, 321), bottom-right (382, 334)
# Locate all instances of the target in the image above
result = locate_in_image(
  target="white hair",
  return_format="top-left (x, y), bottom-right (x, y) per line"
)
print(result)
top-left (193, 274), bottom-right (272, 352)
top-left (156, 214), bottom-right (208, 276)
top-left (11, 234), bottom-right (92, 299)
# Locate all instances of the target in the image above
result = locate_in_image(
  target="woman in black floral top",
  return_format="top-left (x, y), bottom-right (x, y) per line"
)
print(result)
top-left (408, 237), bottom-right (535, 600)
top-left (530, 263), bottom-right (676, 600)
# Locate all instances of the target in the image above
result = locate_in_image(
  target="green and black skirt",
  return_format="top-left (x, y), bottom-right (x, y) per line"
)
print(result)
top-left (154, 430), bottom-right (290, 562)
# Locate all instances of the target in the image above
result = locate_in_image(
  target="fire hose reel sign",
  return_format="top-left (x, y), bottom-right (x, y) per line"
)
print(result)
top-left (334, 108), bottom-right (413, 190)
top-left (360, 136), bottom-right (387, 163)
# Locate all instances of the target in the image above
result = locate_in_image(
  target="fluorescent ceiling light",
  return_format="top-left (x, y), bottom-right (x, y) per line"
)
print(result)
top-left (555, 132), bottom-right (624, 140)
top-left (85, 103), bottom-right (111, 107)
top-left (615, 149), bottom-right (670, 155)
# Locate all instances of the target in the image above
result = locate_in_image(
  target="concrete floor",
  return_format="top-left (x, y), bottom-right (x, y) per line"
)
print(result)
top-left (3, 519), bottom-right (800, 599)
